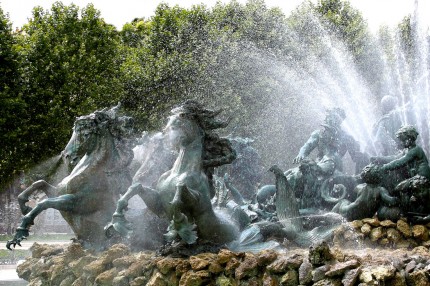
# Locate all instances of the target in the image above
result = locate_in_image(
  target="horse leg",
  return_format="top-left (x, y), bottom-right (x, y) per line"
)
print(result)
top-left (18, 180), bottom-right (57, 215)
top-left (7, 194), bottom-right (76, 250)
top-left (164, 183), bottom-right (198, 244)
top-left (105, 183), bottom-right (163, 238)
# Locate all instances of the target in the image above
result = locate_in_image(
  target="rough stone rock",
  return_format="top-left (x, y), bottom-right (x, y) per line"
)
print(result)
top-left (405, 260), bottom-right (417, 273)
top-left (146, 271), bottom-right (168, 286)
top-left (390, 272), bottom-right (407, 286)
top-left (371, 265), bottom-right (396, 281)
top-left (362, 218), bottom-right (380, 227)
top-left (101, 244), bottom-right (131, 264)
top-left (157, 257), bottom-right (183, 274)
top-left (16, 257), bottom-right (38, 280)
top-left (407, 269), bottom-right (430, 286)
top-left (225, 257), bottom-right (241, 275)
top-left (312, 265), bottom-right (331, 282)
top-left (63, 243), bottom-right (86, 261)
top-left (309, 241), bottom-right (333, 266)
top-left (370, 227), bottom-right (385, 242)
top-left (235, 253), bottom-right (258, 280)
top-left (412, 246), bottom-right (429, 256)
top-left (298, 258), bottom-right (313, 285)
top-left (217, 249), bottom-right (239, 264)
top-left (50, 263), bottom-right (74, 285)
top-left (175, 259), bottom-right (191, 276)
top-left (257, 249), bottom-right (278, 266)
top-left (325, 260), bottom-right (360, 277)
top-left (215, 275), bottom-right (235, 286)
top-left (380, 220), bottom-right (396, 228)
top-left (208, 260), bottom-right (223, 274)
top-left (412, 225), bottom-right (429, 241)
top-left (189, 253), bottom-right (216, 270)
top-left (350, 220), bottom-right (364, 229)
top-left (69, 255), bottom-right (97, 278)
top-left (262, 272), bottom-right (279, 286)
top-left (358, 268), bottom-right (374, 284)
top-left (313, 278), bottom-right (342, 286)
top-left (179, 270), bottom-right (211, 286)
top-left (59, 274), bottom-right (76, 286)
top-left (112, 275), bottom-right (129, 286)
top-left (397, 220), bottom-right (412, 237)
top-left (70, 276), bottom-right (86, 286)
top-left (130, 276), bottom-right (149, 286)
top-left (360, 223), bottom-right (372, 236)
top-left (280, 269), bottom-right (298, 286)
top-left (341, 267), bottom-right (361, 286)
top-left (31, 242), bottom-right (64, 258)
top-left (239, 276), bottom-right (259, 286)
top-left (113, 255), bottom-right (138, 271)
top-left (83, 257), bottom-right (107, 281)
top-left (95, 267), bottom-right (119, 286)
top-left (386, 228), bottom-right (402, 243)
top-left (267, 253), bottom-right (303, 273)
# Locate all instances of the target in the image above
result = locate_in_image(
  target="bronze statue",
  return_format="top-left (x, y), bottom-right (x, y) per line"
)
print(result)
top-left (105, 100), bottom-right (238, 245)
top-left (7, 105), bottom-right (134, 250)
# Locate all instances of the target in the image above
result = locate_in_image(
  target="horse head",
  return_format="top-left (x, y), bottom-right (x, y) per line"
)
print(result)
top-left (63, 104), bottom-right (134, 168)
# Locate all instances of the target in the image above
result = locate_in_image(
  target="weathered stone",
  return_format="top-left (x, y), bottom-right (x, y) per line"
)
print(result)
top-left (130, 276), bottom-right (149, 286)
top-left (350, 220), bottom-right (364, 229)
top-left (59, 274), bottom-right (76, 286)
top-left (371, 265), bottom-right (396, 281)
top-left (179, 270), bottom-right (211, 286)
top-left (257, 249), bottom-right (278, 266)
top-left (189, 253), bottom-right (216, 271)
top-left (101, 244), bottom-right (130, 264)
top-left (113, 255), bottom-right (138, 271)
top-left (379, 238), bottom-right (390, 246)
top-left (370, 227), bottom-right (385, 242)
top-left (412, 225), bottom-right (429, 241)
top-left (225, 257), bottom-right (241, 274)
top-left (216, 275), bottom-right (236, 286)
top-left (69, 255), bottom-right (97, 278)
top-left (380, 220), bottom-right (396, 228)
top-left (217, 249), bottom-right (238, 264)
top-left (280, 269), bottom-right (298, 286)
top-left (390, 272), bottom-right (407, 286)
top-left (235, 253), bottom-right (258, 280)
top-left (325, 260), bottom-right (360, 277)
top-left (112, 275), bottom-right (129, 286)
top-left (363, 218), bottom-right (380, 227)
top-left (146, 271), bottom-right (168, 286)
top-left (50, 263), bottom-right (74, 286)
top-left (157, 257), bottom-right (183, 274)
top-left (16, 257), bottom-right (38, 280)
top-left (397, 220), bottom-right (412, 237)
top-left (298, 258), bottom-right (313, 285)
top-left (208, 260), bottom-right (223, 274)
top-left (309, 241), bottom-right (333, 266)
top-left (262, 272), bottom-right (279, 286)
top-left (30, 242), bottom-right (64, 259)
top-left (407, 269), bottom-right (430, 286)
top-left (312, 265), bottom-right (330, 282)
top-left (176, 260), bottom-right (191, 276)
top-left (412, 246), bottom-right (429, 256)
top-left (95, 267), bottom-right (119, 286)
top-left (239, 277), bottom-right (259, 286)
top-left (70, 276), bottom-right (86, 286)
top-left (342, 267), bottom-right (361, 286)
top-left (124, 258), bottom-right (152, 278)
top-left (387, 228), bottom-right (402, 242)
top-left (313, 278), bottom-right (342, 286)
top-left (83, 258), bottom-right (107, 280)
top-left (405, 260), bottom-right (417, 273)
top-left (358, 268), bottom-right (374, 284)
top-left (360, 223), bottom-right (372, 236)
top-left (267, 254), bottom-right (303, 273)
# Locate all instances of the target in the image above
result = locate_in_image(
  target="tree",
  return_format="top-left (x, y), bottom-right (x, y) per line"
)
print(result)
top-left (8, 2), bottom-right (123, 183)
top-left (0, 7), bottom-right (26, 186)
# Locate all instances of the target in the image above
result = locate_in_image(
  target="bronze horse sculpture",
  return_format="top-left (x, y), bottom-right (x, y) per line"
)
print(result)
top-left (106, 100), bottom-right (238, 246)
top-left (7, 105), bottom-right (134, 250)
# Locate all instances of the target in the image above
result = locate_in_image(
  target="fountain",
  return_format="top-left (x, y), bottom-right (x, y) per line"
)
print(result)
top-left (3, 1), bottom-right (430, 285)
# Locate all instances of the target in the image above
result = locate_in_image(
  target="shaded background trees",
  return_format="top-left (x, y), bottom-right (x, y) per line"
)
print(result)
top-left (1, 0), bottom-right (428, 188)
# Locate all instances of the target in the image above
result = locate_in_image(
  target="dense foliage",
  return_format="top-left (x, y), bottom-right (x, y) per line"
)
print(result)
top-left (0, 0), bottom-right (427, 188)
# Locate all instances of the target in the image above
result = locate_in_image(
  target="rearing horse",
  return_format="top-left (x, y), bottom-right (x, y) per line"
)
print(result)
top-left (106, 100), bottom-right (238, 245)
top-left (7, 105), bottom-right (134, 250)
